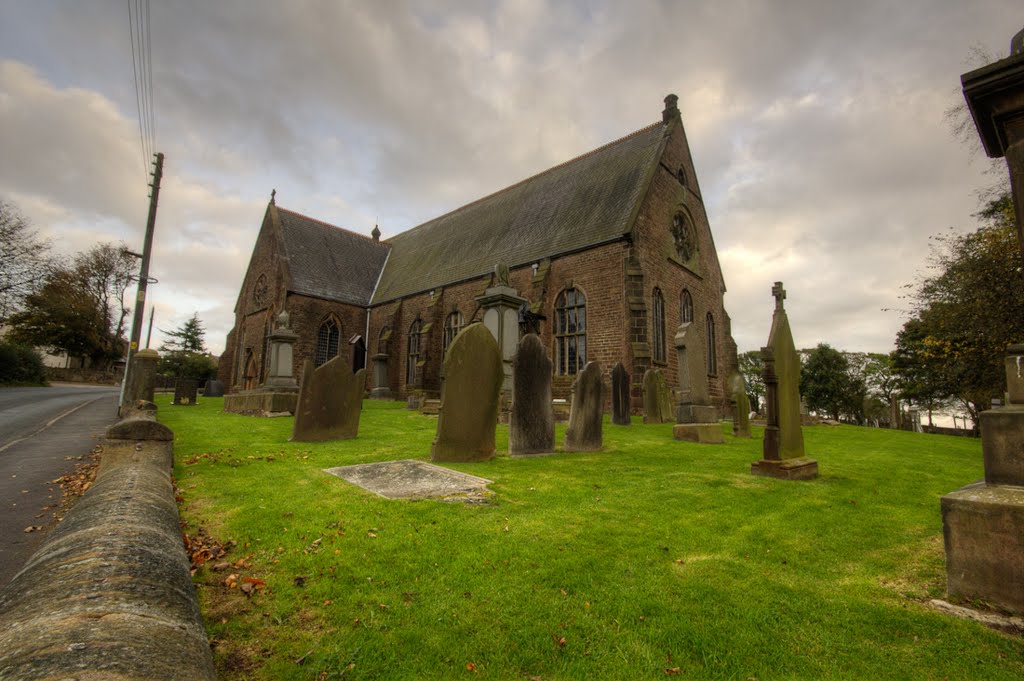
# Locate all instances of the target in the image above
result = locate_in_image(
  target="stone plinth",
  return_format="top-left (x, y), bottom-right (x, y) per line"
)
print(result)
top-left (942, 482), bottom-right (1024, 613)
top-left (125, 348), bottom-right (159, 405)
top-left (751, 457), bottom-right (819, 480)
top-left (370, 353), bottom-right (393, 399)
top-left (981, 406), bottom-right (1024, 485)
top-left (673, 423), bottom-right (724, 444)
top-left (224, 390), bottom-right (298, 416)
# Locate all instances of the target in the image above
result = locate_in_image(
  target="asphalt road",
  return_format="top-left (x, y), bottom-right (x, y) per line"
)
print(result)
top-left (0, 384), bottom-right (120, 589)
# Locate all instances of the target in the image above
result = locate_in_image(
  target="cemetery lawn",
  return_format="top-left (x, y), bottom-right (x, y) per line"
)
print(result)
top-left (160, 397), bottom-right (1024, 680)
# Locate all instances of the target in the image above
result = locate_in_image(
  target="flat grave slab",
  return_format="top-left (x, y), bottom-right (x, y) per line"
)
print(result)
top-left (324, 460), bottom-right (493, 501)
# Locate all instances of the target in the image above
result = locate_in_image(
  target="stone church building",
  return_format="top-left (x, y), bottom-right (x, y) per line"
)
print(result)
top-left (219, 95), bottom-right (738, 410)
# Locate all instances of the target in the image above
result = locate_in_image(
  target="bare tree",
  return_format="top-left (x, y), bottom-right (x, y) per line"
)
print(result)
top-left (0, 200), bottom-right (53, 324)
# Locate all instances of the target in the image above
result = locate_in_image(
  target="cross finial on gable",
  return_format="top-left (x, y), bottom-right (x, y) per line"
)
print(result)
top-left (772, 281), bottom-right (786, 311)
top-left (270, 188), bottom-right (276, 205)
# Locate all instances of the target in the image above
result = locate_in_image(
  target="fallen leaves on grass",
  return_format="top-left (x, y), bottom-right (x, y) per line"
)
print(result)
top-left (466, 662), bottom-right (478, 672)
top-left (182, 529), bottom-right (230, 573)
top-left (23, 525), bottom-right (43, 533)
top-left (664, 667), bottom-right (681, 675)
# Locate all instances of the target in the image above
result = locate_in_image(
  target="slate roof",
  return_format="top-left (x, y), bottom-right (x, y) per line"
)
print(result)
top-left (370, 121), bottom-right (669, 304)
top-left (277, 208), bottom-right (391, 306)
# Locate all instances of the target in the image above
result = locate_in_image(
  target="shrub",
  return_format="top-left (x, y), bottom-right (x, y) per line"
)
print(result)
top-left (0, 341), bottom-right (47, 384)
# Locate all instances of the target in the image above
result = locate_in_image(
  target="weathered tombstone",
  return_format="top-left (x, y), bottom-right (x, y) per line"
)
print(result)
top-left (475, 262), bottom-right (527, 395)
top-left (203, 379), bottom-right (225, 397)
top-left (672, 321), bottom-right (724, 444)
top-left (431, 323), bottom-right (503, 462)
top-left (173, 378), bottom-right (199, 406)
top-left (223, 310), bottom-right (300, 415)
top-left (730, 372), bottom-right (751, 438)
top-left (291, 358), bottom-right (367, 442)
top-left (125, 348), bottom-right (159, 405)
top-left (564, 361), bottom-right (603, 452)
top-left (611, 362), bottom-right (631, 426)
top-left (509, 334), bottom-right (555, 455)
top-left (751, 283), bottom-right (817, 479)
top-left (370, 353), bottom-right (392, 399)
top-left (642, 369), bottom-right (671, 424)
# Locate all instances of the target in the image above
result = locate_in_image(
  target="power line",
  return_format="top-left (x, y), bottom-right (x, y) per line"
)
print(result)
top-left (127, 0), bottom-right (147, 176)
top-left (128, 0), bottom-right (157, 176)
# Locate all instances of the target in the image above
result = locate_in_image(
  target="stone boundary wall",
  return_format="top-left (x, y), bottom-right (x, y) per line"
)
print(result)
top-left (0, 406), bottom-right (216, 680)
top-left (44, 366), bottom-right (123, 385)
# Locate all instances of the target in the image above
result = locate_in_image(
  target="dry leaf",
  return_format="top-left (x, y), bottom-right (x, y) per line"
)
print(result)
top-left (466, 662), bottom-right (477, 672)
top-left (665, 668), bottom-right (681, 676)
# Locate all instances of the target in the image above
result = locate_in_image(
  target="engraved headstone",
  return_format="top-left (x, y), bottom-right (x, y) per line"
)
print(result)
top-left (751, 282), bottom-right (817, 479)
top-left (564, 361), bottom-right (603, 452)
top-left (611, 362), bottom-right (631, 426)
top-left (291, 358), bottom-right (367, 442)
top-left (672, 321), bottom-right (723, 443)
top-left (431, 323), bottom-right (503, 462)
top-left (509, 334), bottom-right (555, 455)
top-left (642, 369), bottom-right (671, 424)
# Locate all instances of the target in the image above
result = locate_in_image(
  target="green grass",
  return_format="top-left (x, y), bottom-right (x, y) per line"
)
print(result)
top-left (160, 397), bottom-right (1023, 680)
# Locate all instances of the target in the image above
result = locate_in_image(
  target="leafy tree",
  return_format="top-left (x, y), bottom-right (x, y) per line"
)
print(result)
top-left (893, 193), bottom-right (1024, 424)
top-left (0, 199), bottom-right (52, 324)
top-left (737, 350), bottom-right (765, 412)
top-left (7, 243), bottom-right (135, 368)
top-left (158, 313), bottom-right (215, 380)
top-left (800, 343), bottom-right (865, 421)
top-left (0, 341), bottom-right (46, 384)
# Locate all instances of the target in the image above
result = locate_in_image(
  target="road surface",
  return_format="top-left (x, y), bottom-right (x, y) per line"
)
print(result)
top-left (0, 384), bottom-right (120, 589)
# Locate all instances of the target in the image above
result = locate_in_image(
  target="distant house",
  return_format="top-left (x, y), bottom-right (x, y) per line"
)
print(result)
top-left (219, 95), bottom-right (739, 411)
top-left (0, 324), bottom-right (89, 369)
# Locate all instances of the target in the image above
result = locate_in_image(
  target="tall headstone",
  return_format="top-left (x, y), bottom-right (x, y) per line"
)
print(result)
top-left (564, 361), bottom-right (603, 452)
top-left (672, 322), bottom-right (724, 444)
top-left (291, 358), bottom-right (367, 442)
top-left (730, 372), bottom-right (751, 438)
top-left (223, 310), bottom-right (301, 415)
top-left (172, 378), bottom-right (199, 406)
top-left (751, 283), bottom-right (818, 479)
top-left (944, 35), bottom-right (1024, 614)
top-left (611, 362), bottom-right (631, 426)
top-left (370, 353), bottom-right (392, 399)
top-left (431, 323), bottom-right (503, 462)
top-left (642, 369), bottom-right (672, 424)
top-left (509, 334), bottom-right (555, 455)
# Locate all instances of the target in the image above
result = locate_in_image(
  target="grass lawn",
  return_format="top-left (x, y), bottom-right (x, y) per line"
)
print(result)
top-left (159, 397), bottom-right (1023, 680)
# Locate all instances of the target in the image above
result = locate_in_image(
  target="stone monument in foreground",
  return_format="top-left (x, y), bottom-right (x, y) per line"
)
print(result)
top-left (750, 283), bottom-right (817, 479)
top-left (291, 357), bottom-right (367, 442)
top-left (672, 322), bottom-right (724, 444)
top-left (431, 323), bottom-right (503, 463)
top-left (945, 32), bottom-right (1024, 613)
top-left (224, 310), bottom-right (300, 415)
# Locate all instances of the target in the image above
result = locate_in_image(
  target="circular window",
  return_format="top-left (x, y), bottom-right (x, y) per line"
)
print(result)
top-left (671, 213), bottom-right (695, 262)
top-left (253, 274), bottom-right (268, 307)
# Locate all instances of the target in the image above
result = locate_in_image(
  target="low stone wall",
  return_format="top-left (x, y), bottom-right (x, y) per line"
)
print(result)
top-left (0, 405), bottom-right (216, 680)
top-left (43, 366), bottom-right (123, 385)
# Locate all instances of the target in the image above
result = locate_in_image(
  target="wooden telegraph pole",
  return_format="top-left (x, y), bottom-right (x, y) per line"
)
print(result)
top-left (119, 152), bottom-right (164, 412)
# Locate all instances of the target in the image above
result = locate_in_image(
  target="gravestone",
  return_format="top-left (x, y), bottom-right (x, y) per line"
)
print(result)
top-left (642, 369), bottom-right (671, 424)
top-left (223, 310), bottom-right (300, 415)
top-left (203, 379), bottom-right (225, 397)
top-left (730, 372), bottom-right (751, 438)
top-left (751, 283), bottom-right (818, 479)
top-left (291, 357), bottom-right (367, 442)
top-left (672, 321), bottom-right (724, 444)
top-left (509, 334), bottom-right (555, 455)
top-left (611, 362), bottom-right (631, 426)
top-left (564, 361), bottom-right (603, 452)
top-left (370, 353), bottom-right (392, 399)
top-left (173, 378), bottom-right (199, 406)
top-left (431, 323), bottom-right (503, 462)
top-left (475, 262), bottom-right (527, 395)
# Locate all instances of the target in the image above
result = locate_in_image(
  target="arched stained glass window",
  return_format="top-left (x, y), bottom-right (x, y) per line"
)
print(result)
top-left (706, 312), bottom-right (717, 375)
top-left (652, 288), bottom-right (666, 363)
top-left (443, 311), bottom-right (464, 355)
top-left (681, 290), bottom-right (693, 324)
top-left (554, 288), bottom-right (586, 375)
top-left (315, 318), bottom-right (340, 367)
top-left (407, 319), bottom-right (421, 385)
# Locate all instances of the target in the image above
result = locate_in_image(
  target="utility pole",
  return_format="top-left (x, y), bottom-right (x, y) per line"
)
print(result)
top-left (119, 152), bottom-right (164, 412)
top-left (145, 305), bottom-right (155, 349)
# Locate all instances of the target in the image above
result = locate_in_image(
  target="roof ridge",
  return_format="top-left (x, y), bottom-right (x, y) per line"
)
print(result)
top-left (391, 120), bottom-right (666, 239)
top-left (277, 206), bottom-right (385, 246)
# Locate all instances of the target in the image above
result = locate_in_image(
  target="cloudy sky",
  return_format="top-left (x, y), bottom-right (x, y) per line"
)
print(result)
top-left (0, 1), bottom-right (1019, 356)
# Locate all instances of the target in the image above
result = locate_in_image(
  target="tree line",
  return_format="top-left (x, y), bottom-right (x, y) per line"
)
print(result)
top-left (0, 199), bottom-right (215, 384)
top-left (739, 193), bottom-right (1021, 430)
